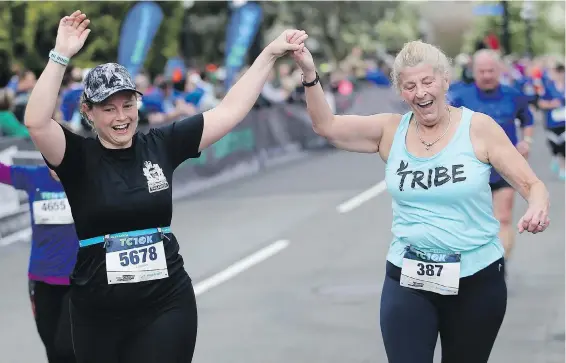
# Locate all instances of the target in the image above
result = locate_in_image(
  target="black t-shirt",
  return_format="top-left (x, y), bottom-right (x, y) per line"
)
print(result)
top-left (45, 114), bottom-right (204, 314)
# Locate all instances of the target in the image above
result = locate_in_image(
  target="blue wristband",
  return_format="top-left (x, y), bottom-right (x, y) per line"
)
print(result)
top-left (49, 49), bottom-right (70, 66)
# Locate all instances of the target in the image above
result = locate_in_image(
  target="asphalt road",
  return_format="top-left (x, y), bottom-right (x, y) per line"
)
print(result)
top-left (0, 120), bottom-right (563, 363)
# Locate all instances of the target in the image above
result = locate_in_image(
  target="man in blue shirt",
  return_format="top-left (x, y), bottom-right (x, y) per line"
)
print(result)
top-left (538, 63), bottom-right (565, 180)
top-left (0, 161), bottom-right (77, 363)
top-left (448, 49), bottom-right (534, 263)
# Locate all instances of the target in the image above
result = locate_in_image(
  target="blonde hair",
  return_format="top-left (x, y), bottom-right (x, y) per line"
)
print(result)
top-left (391, 40), bottom-right (452, 93)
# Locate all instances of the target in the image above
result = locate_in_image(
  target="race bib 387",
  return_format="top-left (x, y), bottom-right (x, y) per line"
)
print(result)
top-left (399, 246), bottom-right (461, 295)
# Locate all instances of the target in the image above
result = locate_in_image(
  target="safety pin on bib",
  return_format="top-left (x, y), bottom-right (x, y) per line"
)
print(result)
top-left (103, 234), bottom-right (111, 249)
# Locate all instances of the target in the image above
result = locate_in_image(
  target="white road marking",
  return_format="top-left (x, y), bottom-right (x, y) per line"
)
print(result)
top-left (14, 151), bottom-right (44, 159)
top-left (0, 228), bottom-right (32, 246)
top-left (336, 180), bottom-right (387, 213)
top-left (193, 239), bottom-right (289, 296)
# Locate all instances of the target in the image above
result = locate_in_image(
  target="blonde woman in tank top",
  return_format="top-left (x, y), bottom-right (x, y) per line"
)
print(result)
top-left (291, 38), bottom-right (550, 363)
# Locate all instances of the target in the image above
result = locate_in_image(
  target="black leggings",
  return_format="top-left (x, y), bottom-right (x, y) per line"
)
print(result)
top-left (547, 126), bottom-right (565, 157)
top-left (70, 284), bottom-right (198, 363)
top-left (380, 259), bottom-right (507, 363)
top-left (28, 280), bottom-right (76, 363)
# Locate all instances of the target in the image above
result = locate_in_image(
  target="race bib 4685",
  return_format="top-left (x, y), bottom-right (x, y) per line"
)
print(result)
top-left (104, 230), bottom-right (169, 285)
top-left (399, 246), bottom-right (461, 295)
top-left (32, 192), bottom-right (73, 225)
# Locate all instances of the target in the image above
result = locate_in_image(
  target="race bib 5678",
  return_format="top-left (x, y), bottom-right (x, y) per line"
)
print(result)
top-left (104, 230), bottom-right (169, 285)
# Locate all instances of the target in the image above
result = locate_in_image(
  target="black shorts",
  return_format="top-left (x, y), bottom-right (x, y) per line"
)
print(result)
top-left (28, 280), bottom-right (76, 363)
top-left (70, 283), bottom-right (198, 363)
top-left (380, 259), bottom-right (507, 363)
top-left (546, 126), bottom-right (565, 157)
top-left (489, 178), bottom-right (512, 192)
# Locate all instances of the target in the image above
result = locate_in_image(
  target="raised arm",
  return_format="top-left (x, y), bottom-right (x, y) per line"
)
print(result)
top-left (199, 29), bottom-right (307, 151)
top-left (0, 161), bottom-right (12, 186)
top-left (290, 46), bottom-right (389, 153)
top-left (0, 161), bottom-right (36, 192)
top-left (24, 11), bottom-right (90, 167)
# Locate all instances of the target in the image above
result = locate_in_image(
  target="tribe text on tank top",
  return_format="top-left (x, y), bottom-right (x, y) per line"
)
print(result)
top-left (384, 107), bottom-right (504, 277)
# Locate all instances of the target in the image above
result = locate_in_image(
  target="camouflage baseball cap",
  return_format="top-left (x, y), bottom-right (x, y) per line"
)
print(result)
top-left (83, 63), bottom-right (143, 103)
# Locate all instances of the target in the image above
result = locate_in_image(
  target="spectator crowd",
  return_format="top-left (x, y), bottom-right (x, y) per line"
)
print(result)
top-left (0, 46), bottom-right (393, 139)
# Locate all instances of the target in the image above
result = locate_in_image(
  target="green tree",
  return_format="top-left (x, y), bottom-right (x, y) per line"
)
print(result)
top-left (261, 1), bottom-right (413, 63)
top-left (183, 1), bottom-right (230, 66)
top-left (461, 1), bottom-right (565, 56)
top-left (1, 1), bottom-right (187, 76)
top-left (373, 2), bottom-right (420, 54)
top-left (0, 1), bottom-right (423, 78)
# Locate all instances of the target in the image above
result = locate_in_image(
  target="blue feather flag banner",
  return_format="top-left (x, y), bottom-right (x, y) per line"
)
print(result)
top-left (118, 1), bottom-right (164, 78)
top-left (223, 2), bottom-right (263, 91)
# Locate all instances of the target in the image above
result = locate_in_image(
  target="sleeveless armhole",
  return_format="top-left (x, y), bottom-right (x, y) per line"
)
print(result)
top-left (460, 107), bottom-right (473, 139)
top-left (387, 111), bottom-right (413, 163)
top-left (460, 107), bottom-right (488, 165)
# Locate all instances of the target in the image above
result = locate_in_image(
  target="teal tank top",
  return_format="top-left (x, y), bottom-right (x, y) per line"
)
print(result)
top-left (384, 107), bottom-right (504, 277)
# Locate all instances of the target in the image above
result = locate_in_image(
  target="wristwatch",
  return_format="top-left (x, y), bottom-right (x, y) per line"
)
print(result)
top-left (301, 72), bottom-right (320, 87)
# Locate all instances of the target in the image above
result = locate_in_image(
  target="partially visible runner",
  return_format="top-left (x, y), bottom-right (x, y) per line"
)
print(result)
top-left (292, 38), bottom-right (550, 363)
top-left (23, 10), bottom-right (307, 363)
top-left (447, 49), bottom-right (534, 262)
top-left (0, 160), bottom-right (77, 363)
top-left (513, 62), bottom-right (538, 106)
top-left (538, 63), bottom-right (565, 180)
top-left (0, 88), bottom-right (30, 137)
